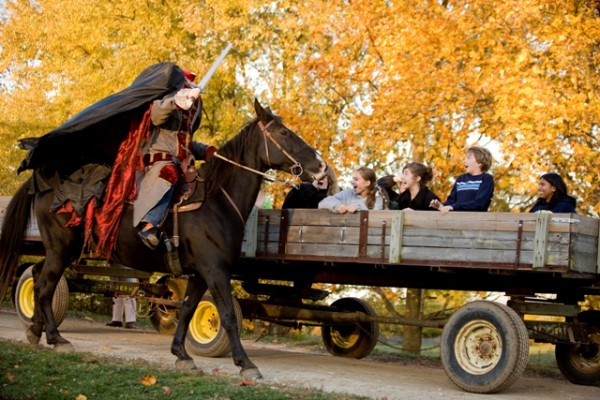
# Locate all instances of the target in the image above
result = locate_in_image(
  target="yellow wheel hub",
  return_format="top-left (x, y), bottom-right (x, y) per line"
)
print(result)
top-left (18, 277), bottom-right (35, 319)
top-left (188, 300), bottom-right (221, 344)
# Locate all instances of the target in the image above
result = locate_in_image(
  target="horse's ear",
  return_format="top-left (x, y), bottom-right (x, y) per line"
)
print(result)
top-left (254, 98), bottom-right (268, 121)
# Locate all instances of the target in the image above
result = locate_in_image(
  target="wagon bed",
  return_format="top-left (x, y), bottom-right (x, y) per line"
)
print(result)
top-left (236, 208), bottom-right (600, 296)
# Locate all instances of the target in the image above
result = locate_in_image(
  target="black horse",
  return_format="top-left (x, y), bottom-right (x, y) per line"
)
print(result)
top-left (0, 99), bottom-right (325, 379)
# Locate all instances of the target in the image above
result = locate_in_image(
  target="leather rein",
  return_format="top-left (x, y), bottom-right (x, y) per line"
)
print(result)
top-left (211, 119), bottom-right (309, 224)
top-left (212, 120), bottom-right (305, 185)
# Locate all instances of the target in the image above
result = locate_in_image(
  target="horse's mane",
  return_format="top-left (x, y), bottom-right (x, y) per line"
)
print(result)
top-left (203, 118), bottom-right (259, 196)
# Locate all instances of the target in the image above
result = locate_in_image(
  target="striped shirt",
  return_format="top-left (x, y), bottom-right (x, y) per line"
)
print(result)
top-left (443, 173), bottom-right (494, 211)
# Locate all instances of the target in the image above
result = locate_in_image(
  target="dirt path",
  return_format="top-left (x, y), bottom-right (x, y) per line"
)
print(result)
top-left (1, 310), bottom-right (599, 400)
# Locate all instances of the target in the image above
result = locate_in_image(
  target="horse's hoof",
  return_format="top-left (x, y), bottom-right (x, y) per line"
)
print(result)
top-left (241, 367), bottom-right (263, 381)
top-left (175, 359), bottom-right (197, 371)
top-left (25, 327), bottom-right (41, 345)
top-left (54, 342), bottom-right (75, 353)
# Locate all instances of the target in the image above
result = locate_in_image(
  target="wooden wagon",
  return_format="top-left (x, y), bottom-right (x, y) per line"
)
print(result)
top-left (3, 197), bottom-right (600, 393)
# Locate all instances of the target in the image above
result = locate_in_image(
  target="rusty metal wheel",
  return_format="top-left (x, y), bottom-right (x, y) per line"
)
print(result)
top-left (441, 300), bottom-right (529, 393)
top-left (321, 297), bottom-right (379, 359)
top-left (555, 310), bottom-right (600, 386)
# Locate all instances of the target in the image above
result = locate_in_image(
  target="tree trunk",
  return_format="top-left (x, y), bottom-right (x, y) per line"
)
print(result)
top-left (402, 288), bottom-right (423, 354)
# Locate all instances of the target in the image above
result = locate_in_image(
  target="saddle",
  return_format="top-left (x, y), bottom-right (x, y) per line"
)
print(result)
top-left (162, 155), bottom-right (207, 276)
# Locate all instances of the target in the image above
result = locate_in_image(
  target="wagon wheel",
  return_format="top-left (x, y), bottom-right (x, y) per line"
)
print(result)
top-left (15, 265), bottom-right (69, 328)
top-left (321, 297), bottom-right (379, 359)
top-left (149, 276), bottom-right (187, 335)
top-left (11, 262), bottom-right (34, 308)
top-left (440, 300), bottom-right (529, 394)
top-left (186, 292), bottom-right (243, 358)
top-left (555, 310), bottom-right (600, 386)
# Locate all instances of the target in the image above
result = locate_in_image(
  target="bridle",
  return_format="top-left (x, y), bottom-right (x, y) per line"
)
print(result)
top-left (212, 119), bottom-right (316, 224)
top-left (212, 119), bottom-right (307, 186)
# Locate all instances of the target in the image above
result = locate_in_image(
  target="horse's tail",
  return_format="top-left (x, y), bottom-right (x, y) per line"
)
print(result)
top-left (0, 177), bottom-right (34, 302)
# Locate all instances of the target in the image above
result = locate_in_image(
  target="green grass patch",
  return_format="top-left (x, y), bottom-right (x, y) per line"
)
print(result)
top-left (0, 340), bottom-right (366, 400)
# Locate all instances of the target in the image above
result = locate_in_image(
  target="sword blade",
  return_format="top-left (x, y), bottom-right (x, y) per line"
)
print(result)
top-left (197, 42), bottom-right (233, 92)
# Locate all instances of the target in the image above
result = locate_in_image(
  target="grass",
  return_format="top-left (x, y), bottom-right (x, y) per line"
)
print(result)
top-left (0, 340), bottom-right (368, 400)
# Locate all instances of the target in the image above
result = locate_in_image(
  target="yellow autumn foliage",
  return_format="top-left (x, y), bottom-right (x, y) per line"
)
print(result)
top-left (0, 0), bottom-right (599, 215)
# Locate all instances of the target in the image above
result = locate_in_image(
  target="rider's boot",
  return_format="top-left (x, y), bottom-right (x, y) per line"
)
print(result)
top-left (138, 187), bottom-right (174, 250)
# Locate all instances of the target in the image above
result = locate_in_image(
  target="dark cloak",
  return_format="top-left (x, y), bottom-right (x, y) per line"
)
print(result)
top-left (18, 62), bottom-right (188, 176)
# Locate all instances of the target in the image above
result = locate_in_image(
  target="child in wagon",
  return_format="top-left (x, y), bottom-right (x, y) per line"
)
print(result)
top-left (430, 146), bottom-right (494, 215)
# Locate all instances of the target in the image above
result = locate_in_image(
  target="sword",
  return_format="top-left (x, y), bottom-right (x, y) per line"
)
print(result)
top-left (196, 42), bottom-right (233, 93)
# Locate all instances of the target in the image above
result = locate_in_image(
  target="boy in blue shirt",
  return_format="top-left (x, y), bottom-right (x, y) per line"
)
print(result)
top-left (430, 146), bottom-right (494, 215)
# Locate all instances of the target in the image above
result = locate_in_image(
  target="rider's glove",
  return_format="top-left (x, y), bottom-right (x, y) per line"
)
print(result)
top-left (174, 88), bottom-right (201, 110)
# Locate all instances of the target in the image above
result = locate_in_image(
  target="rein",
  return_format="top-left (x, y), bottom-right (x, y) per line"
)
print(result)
top-left (212, 119), bottom-right (305, 188)
top-left (210, 119), bottom-right (312, 226)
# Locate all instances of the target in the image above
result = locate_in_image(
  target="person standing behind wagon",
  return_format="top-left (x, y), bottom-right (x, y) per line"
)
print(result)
top-left (529, 172), bottom-right (576, 213)
top-left (430, 146), bottom-right (494, 215)
top-left (282, 167), bottom-right (340, 209)
top-left (378, 162), bottom-right (440, 210)
top-left (318, 166), bottom-right (386, 213)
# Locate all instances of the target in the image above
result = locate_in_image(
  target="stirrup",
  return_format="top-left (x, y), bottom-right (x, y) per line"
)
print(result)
top-left (164, 237), bottom-right (183, 276)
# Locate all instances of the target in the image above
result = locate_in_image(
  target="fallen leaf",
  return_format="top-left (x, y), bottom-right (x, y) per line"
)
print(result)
top-left (140, 374), bottom-right (157, 386)
top-left (6, 372), bottom-right (14, 382)
top-left (238, 379), bottom-right (256, 386)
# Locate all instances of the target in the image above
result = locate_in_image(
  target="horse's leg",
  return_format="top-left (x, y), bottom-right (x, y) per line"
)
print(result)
top-left (170, 275), bottom-right (207, 370)
top-left (24, 260), bottom-right (45, 345)
top-left (35, 252), bottom-right (73, 351)
top-left (204, 269), bottom-right (262, 380)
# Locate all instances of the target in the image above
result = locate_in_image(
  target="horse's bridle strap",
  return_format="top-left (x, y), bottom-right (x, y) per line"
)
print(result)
top-left (257, 120), bottom-right (303, 175)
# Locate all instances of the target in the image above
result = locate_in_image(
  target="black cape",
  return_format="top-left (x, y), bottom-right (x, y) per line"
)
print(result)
top-left (18, 62), bottom-right (188, 176)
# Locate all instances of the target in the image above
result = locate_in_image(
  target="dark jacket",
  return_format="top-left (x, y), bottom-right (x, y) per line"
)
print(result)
top-left (397, 187), bottom-right (440, 211)
top-left (282, 183), bottom-right (328, 209)
top-left (529, 195), bottom-right (577, 213)
top-left (377, 175), bottom-right (439, 210)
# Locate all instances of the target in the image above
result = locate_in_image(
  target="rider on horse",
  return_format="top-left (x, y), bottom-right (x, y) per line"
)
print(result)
top-left (134, 69), bottom-right (215, 249)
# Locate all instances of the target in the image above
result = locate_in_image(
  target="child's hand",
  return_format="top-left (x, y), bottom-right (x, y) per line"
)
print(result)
top-left (429, 199), bottom-right (441, 210)
top-left (439, 205), bottom-right (453, 215)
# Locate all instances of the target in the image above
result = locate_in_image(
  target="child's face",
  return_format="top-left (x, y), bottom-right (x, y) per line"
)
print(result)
top-left (464, 152), bottom-right (483, 175)
top-left (537, 178), bottom-right (555, 201)
top-left (401, 168), bottom-right (420, 190)
top-left (352, 171), bottom-right (371, 196)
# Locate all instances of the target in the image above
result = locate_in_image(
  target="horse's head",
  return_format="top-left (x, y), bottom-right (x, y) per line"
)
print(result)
top-left (253, 99), bottom-right (325, 182)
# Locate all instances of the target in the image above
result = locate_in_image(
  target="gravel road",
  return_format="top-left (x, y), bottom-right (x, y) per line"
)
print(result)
top-left (1, 310), bottom-right (599, 400)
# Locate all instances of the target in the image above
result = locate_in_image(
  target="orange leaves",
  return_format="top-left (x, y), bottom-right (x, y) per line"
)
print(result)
top-left (1, 0), bottom-right (600, 213)
top-left (140, 374), bottom-right (158, 386)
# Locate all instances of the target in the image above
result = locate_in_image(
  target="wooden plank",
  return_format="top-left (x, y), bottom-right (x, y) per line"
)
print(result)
top-left (389, 212), bottom-right (404, 264)
top-left (242, 207), bottom-right (258, 257)
top-left (398, 231), bottom-right (569, 252)
top-left (568, 214), bottom-right (599, 236)
top-left (533, 213), bottom-right (551, 268)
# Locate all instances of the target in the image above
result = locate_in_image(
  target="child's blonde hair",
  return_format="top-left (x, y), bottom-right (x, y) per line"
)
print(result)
top-left (467, 146), bottom-right (493, 172)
